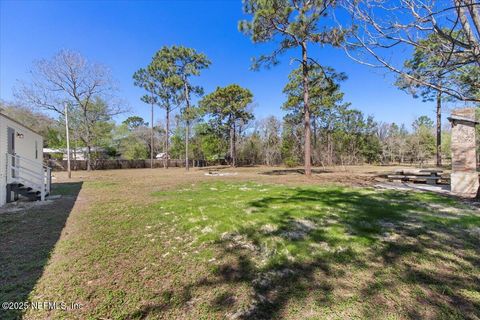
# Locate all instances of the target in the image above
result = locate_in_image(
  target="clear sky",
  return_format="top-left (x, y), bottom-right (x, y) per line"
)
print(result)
top-left (0, 0), bottom-right (448, 127)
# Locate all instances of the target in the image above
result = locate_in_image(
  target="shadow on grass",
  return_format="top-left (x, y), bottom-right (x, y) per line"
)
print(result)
top-left (130, 187), bottom-right (480, 319)
top-left (197, 166), bottom-right (231, 171)
top-left (0, 182), bottom-right (82, 320)
top-left (197, 164), bottom-right (260, 172)
top-left (259, 168), bottom-right (331, 176)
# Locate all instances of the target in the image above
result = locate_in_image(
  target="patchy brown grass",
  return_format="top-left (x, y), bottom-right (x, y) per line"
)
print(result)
top-left (54, 164), bottom-right (391, 188)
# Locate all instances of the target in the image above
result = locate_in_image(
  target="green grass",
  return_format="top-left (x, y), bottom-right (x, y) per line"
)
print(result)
top-left (4, 181), bottom-right (480, 319)
top-left (154, 182), bottom-right (476, 267)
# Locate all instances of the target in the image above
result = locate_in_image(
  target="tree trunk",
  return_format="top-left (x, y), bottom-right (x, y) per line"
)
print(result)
top-left (436, 91), bottom-right (442, 167)
top-left (73, 139), bottom-right (77, 170)
top-left (86, 145), bottom-right (91, 171)
top-left (165, 108), bottom-right (170, 169)
top-left (465, 0), bottom-right (480, 37)
top-left (64, 103), bottom-right (71, 179)
top-left (150, 102), bottom-right (154, 169)
top-left (85, 111), bottom-right (92, 172)
top-left (312, 116), bottom-right (317, 165)
top-left (455, 0), bottom-right (480, 63)
top-left (327, 129), bottom-right (333, 166)
top-left (184, 81), bottom-right (190, 171)
top-left (229, 125), bottom-right (234, 167)
top-left (185, 120), bottom-right (189, 171)
top-left (232, 121), bottom-right (236, 167)
top-left (302, 43), bottom-right (312, 177)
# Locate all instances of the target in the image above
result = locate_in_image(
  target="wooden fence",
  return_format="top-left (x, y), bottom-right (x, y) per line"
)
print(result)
top-left (46, 159), bottom-right (229, 171)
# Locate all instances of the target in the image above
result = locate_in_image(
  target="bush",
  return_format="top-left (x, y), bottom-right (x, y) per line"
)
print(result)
top-left (284, 158), bottom-right (298, 168)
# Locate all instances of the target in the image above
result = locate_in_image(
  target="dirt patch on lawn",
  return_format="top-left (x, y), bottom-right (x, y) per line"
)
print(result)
top-left (52, 165), bottom-right (391, 190)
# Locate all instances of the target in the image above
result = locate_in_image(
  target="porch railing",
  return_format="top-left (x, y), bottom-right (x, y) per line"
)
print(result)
top-left (6, 153), bottom-right (51, 201)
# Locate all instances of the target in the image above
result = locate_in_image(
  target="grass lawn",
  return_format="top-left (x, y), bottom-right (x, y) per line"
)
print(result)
top-left (1, 167), bottom-right (479, 319)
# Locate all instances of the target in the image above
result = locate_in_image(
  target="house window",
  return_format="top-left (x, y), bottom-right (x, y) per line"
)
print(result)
top-left (35, 141), bottom-right (38, 159)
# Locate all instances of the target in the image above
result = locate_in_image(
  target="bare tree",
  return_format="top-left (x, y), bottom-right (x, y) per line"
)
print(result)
top-left (341, 0), bottom-right (480, 101)
top-left (15, 49), bottom-right (123, 171)
top-left (259, 116), bottom-right (282, 166)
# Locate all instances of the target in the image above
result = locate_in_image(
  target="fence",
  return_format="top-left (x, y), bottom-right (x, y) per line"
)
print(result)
top-left (46, 159), bottom-right (228, 171)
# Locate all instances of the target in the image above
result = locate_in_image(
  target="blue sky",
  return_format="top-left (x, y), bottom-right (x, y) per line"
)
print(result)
top-left (0, 0), bottom-right (444, 127)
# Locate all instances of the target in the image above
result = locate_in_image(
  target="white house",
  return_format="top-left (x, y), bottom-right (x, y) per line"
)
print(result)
top-left (156, 152), bottom-right (170, 160)
top-left (0, 113), bottom-right (51, 206)
top-left (44, 146), bottom-right (111, 160)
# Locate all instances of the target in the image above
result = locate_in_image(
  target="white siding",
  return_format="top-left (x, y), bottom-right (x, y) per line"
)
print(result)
top-left (0, 114), bottom-right (44, 206)
top-left (0, 116), bottom-right (7, 206)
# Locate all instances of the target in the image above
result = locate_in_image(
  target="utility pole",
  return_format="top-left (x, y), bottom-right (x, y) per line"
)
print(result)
top-left (64, 103), bottom-right (71, 179)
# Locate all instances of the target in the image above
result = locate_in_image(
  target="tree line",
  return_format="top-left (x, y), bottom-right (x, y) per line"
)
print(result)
top-left (0, 90), bottom-right (450, 168)
top-left (5, 0), bottom-right (480, 176)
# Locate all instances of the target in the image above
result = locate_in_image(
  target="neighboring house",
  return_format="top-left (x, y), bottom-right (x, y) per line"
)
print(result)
top-left (155, 152), bottom-right (170, 160)
top-left (43, 148), bottom-right (64, 159)
top-left (44, 147), bottom-right (110, 160)
top-left (0, 113), bottom-right (51, 206)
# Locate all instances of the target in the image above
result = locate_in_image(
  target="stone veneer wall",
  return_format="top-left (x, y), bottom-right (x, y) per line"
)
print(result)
top-left (450, 108), bottom-right (479, 197)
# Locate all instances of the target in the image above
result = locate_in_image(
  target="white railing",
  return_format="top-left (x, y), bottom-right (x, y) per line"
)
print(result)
top-left (6, 153), bottom-right (51, 201)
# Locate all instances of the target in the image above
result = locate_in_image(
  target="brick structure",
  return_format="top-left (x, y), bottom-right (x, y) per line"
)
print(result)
top-left (448, 108), bottom-right (479, 197)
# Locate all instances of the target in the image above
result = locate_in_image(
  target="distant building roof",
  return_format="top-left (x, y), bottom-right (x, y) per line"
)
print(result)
top-left (43, 148), bottom-right (63, 153)
top-left (156, 153), bottom-right (170, 159)
top-left (43, 147), bottom-right (107, 154)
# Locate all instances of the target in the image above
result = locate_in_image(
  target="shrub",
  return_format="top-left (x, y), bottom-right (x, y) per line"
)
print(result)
top-left (284, 158), bottom-right (298, 168)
